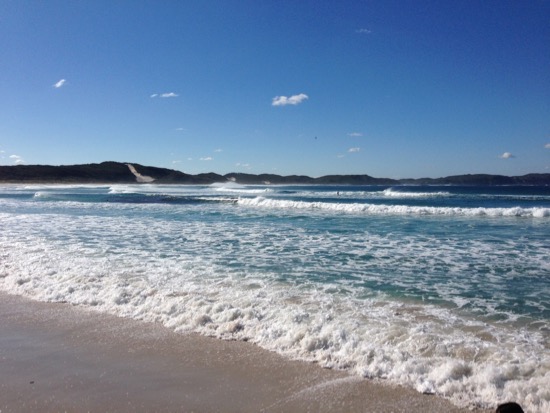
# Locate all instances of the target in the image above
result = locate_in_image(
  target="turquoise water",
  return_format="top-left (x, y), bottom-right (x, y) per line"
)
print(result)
top-left (1, 183), bottom-right (549, 411)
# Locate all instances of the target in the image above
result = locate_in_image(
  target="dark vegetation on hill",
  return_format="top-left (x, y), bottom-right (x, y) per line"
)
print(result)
top-left (0, 161), bottom-right (549, 186)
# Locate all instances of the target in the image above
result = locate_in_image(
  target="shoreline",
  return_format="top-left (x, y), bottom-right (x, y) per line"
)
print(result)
top-left (1, 161), bottom-right (549, 186)
top-left (1, 180), bottom-right (549, 187)
top-left (0, 292), bottom-right (492, 412)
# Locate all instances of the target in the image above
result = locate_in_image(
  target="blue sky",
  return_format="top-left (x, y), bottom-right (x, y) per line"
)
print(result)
top-left (1, 0), bottom-right (549, 178)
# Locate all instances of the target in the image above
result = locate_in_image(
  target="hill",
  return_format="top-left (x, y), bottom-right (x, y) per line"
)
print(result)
top-left (0, 161), bottom-right (549, 186)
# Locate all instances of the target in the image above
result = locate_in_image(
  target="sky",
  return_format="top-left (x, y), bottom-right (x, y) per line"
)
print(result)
top-left (1, 0), bottom-right (549, 179)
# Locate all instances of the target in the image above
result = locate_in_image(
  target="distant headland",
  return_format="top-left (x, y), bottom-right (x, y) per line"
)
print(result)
top-left (0, 161), bottom-right (549, 186)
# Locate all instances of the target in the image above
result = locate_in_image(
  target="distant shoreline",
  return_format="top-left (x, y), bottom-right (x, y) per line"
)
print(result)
top-left (1, 161), bottom-right (549, 186)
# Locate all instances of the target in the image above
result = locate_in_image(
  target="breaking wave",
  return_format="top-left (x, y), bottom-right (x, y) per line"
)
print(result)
top-left (237, 197), bottom-right (550, 218)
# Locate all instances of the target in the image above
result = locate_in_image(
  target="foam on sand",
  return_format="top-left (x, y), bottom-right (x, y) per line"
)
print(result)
top-left (0, 293), bottom-right (488, 413)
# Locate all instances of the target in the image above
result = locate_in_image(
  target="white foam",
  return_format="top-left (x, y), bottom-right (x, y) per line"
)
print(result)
top-left (237, 197), bottom-right (550, 218)
top-left (18, 184), bottom-right (109, 191)
top-left (383, 188), bottom-right (451, 198)
top-left (108, 184), bottom-right (203, 195)
top-left (209, 182), bottom-right (273, 194)
top-left (1, 235), bottom-right (547, 413)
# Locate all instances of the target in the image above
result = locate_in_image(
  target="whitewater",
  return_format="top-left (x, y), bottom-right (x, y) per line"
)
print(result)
top-left (0, 183), bottom-right (549, 412)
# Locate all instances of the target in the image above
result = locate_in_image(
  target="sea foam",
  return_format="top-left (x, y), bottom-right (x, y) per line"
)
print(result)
top-left (237, 196), bottom-right (550, 218)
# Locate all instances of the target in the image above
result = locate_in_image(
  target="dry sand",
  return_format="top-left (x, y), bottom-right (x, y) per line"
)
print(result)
top-left (0, 293), bottom-right (492, 413)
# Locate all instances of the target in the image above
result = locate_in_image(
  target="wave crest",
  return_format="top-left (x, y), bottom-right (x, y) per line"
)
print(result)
top-left (383, 188), bottom-right (451, 198)
top-left (237, 197), bottom-right (549, 218)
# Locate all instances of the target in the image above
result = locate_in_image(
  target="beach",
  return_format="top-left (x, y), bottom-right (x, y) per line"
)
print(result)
top-left (0, 293), bottom-right (491, 412)
top-left (0, 183), bottom-right (548, 411)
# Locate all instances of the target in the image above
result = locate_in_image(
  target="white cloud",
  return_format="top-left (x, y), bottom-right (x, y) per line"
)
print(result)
top-left (356, 28), bottom-right (372, 34)
top-left (337, 154), bottom-right (345, 158)
top-left (272, 93), bottom-right (308, 106)
top-left (348, 132), bottom-right (363, 137)
top-left (200, 157), bottom-right (213, 161)
top-left (151, 92), bottom-right (179, 98)
top-left (10, 154), bottom-right (25, 164)
top-left (499, 152), bottom-right (514, 159)
top-left (53, 79), bottom-right (66, 88)
top-left (214, 148), bottom-right (223, 153)
top-left (545, 143), bottom-right (550, 149)
top-left (348, 147), bottom-right (360, 153)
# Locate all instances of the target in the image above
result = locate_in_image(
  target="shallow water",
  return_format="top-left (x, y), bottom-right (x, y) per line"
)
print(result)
top-left (1, 183), bottom-right (549, 411)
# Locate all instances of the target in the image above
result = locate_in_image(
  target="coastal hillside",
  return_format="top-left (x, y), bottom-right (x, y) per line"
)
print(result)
top-left (0, 162), bottom-right (223, 184)
top-left (0, 161), bottom-right (549, 185)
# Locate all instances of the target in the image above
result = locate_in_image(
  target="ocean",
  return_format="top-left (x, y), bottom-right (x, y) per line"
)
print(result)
top-left (0, 183), bottom-right (548, 411)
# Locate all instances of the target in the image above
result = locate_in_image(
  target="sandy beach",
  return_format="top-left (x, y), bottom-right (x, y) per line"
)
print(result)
top-left (0, 293), bottom-right (493, 413)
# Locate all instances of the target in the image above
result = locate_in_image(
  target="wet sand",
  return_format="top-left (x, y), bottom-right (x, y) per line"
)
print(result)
top-left (0, 293), bottom-right (491, 413)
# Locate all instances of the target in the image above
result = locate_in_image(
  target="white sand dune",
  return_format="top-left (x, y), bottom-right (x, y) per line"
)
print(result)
top-left (126, 164), bottom-right (155, 183)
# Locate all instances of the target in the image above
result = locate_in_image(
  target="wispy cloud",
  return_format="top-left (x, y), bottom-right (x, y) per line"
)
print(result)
top-left (348, 147), bottom-right (361, 153)
top-left (337, 154), bottom-right (345, 158)
top-left (53, 79), bottom-right (66, 88)
top-left (499, 152), bottom-right (514, 159)
top-left (272, 93), bottom-right (308, 106)
top-left (9, 154), bottom-right (25, 164)
top-left (214, 148), bottom-right (223, 153)
top-left (151, 92), bottom-right (179, 98)
top-left (545, 143), bottom-right (550, 149)
top-left (356, 28), bottom-right (372, 34)
top-left (348, 132), bottom-right (363, 137)
top-left (199, 157), bottom-right (213, 161)
top-left (236, 162), bottom-right (251, 169)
